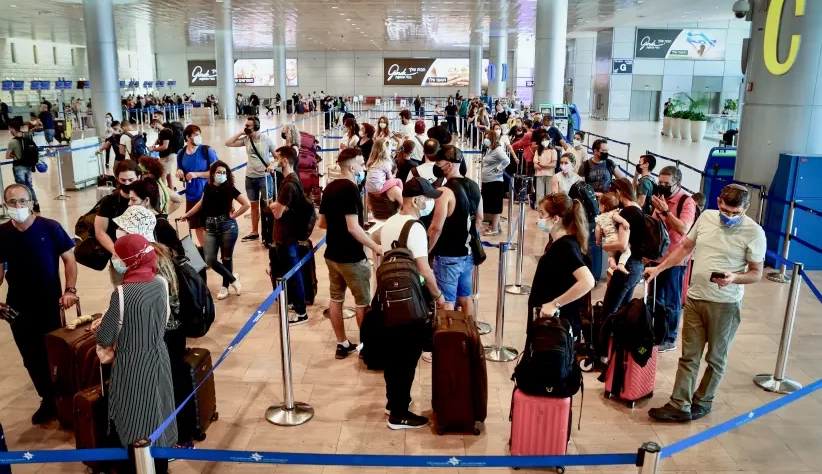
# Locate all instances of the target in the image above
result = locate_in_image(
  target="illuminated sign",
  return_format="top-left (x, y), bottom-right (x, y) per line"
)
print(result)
top-left (764, 0), bottom-right (805, 76)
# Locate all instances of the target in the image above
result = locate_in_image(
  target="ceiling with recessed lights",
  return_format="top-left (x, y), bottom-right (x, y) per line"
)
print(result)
top-left (0, 0), bottom-right (740, 51)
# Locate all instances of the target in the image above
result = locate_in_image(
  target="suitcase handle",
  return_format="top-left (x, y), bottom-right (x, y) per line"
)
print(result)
top-left (59, 298), bottom-right (82, 327)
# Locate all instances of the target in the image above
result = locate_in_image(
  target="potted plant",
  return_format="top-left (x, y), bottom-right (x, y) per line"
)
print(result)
top-left (724, 99), bottom-right (738, 115)
top-left (670, 110), bottom-right (682, 139)
top-left (662, 106), bottom-right (673, 136)
top-left (679, 109), bottom-right (692, 140)
top-left (690, 110), bottom-right (708, 142)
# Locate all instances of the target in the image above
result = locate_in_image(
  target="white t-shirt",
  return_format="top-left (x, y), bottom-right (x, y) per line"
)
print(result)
top-left (119, 133), bottom-right (133, 156)
top-left (406, 161), bottom-right (437, 183)
top-left (380, 214), bottom-right (428, 259)
top-left (686, 210), bottom-right (767, 303)
top-left (401, 122), bottom-right (415, 139)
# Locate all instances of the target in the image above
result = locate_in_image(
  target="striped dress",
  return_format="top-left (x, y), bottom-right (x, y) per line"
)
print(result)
top-left (96, 276), bottom-right (178, 447)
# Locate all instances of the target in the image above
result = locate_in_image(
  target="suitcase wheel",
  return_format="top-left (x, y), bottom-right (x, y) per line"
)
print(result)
top-left (212, 412), bottom-right (219, 422)
top-left (579, 358), bottom-right (595, 373)
top-left (627, 401), bottom-right (635, 409)
top-left (472, 426), bottom-right (481, 436)
top-left (604, 391), bottom-right (612, 399)
top-left (556, 466), bottom-right (565, 474)
top-left (435, 426), bottom-right (444, 435)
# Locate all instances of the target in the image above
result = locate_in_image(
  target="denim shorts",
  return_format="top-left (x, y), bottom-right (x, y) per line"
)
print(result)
top-left (433, 254), bottom-right (474, 303)
top-left (325, 259), bottom-right (371, 307)
top-left (44, 129), bottom-right (55, 143)
top-left (246, 175), bottom-right (273, 202)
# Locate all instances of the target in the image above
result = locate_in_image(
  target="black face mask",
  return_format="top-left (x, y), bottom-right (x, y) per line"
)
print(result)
top-left (244, 128), bottom-right (253, 135)
top-left (657, 184), bottom-right (673, 198)
top-left (600, 152), bottom-right (609, 161)
top-left (281, 132), bottom-right (287, 140)
top-left (636, 163), bottom-right (643, 174)
top-left (119, 183), bottom-right (131, 194)
top-left (433, 164), bottom-right (446, 179)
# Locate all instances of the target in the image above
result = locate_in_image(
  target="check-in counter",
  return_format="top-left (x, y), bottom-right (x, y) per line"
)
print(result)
top-left (59, 137), bottom-right (101, 190)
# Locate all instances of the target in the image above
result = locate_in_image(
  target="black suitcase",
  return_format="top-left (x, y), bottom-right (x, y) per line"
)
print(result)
top-left (184, 348), bottom-right (218, 441)
top-left (268, 240), bottom-right (317, 305)
top-left (286, 100), bottom-right (294, 114)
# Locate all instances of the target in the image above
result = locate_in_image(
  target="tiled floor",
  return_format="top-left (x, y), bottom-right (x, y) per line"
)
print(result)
top-left (0, 111), bottom-right (821, 474)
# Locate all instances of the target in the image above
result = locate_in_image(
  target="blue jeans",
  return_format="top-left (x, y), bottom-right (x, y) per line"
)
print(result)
top-left (588, 225), bottom-right (602, 283)
top-left (204, 218), bottom-right (238, 287)
top-left (433, 254), bottom-right (474, 304)
top-left (602, 257), bottom-right (645, 317)
top-left (656, 265), bottom-right (686, 344)
top-left (273, 243), bottom-right (306, 314)
top-left (12, 166), bottom-right (38, 204)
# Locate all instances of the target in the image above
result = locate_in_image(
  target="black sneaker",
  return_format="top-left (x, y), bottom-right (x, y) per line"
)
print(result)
top-left (385, 400), bottom-right (413, 416)
top-left (387, 412), bottom-right (429, 430)
top-left (288, 313), bottom-right (309, 326)
top-left (241, 233), bottom-right (260, 242)
top-left (31, 400), bottom-right (57, 425)
top-left (690, 404), bottom-right (712, 420)
top-left (648, 403), bottom-right (692, 422)
top-left (335, 341), bottom-right (357, 360)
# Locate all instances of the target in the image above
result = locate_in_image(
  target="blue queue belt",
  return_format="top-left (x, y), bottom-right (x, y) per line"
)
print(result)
top-left (147, 448), bottom-right (638, 468)
top-left (0, 448), bottom-right (129, 465)
top-left (147, 236), bottom-right (327, 443)
top-left (766, 249), bottom-right (822, 304)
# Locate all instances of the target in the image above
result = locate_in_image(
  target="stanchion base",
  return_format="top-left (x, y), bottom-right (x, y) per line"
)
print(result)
top-left (53, 195), bottom-right (71, 201)
top-left (265, 402), bottom-right (314, 426)
top-left (766, 272), bottom-right (792, 283)
top-left (507, 243), bottom-right (518, 252)
top-left (323, 307), bottom-right (356, 319)
top-left (483, 345), bottom-right (519, 362)
top-left (476, 321), bottom-right (492, 335)
top-left (754, 374), bottom-right (802, 394)
top-left (505, 284), bottom-right (531, 295)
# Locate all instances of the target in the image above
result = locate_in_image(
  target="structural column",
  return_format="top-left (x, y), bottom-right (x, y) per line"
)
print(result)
top-left (273, 23), bottom-right (287, 103)
top-left (81, 0), bottom-right (122, 131)
top-left (736, 0), bottom-right (822, 186)
top-left (469, 30), bottom-right (483, 98)
top-left (508, 48), bottom-right (518, 100)
top-left (533, 0), bottom-right (568, 106)
top-left (215, 0), bottom-right (236, 119)
top-left (488, 4), bottom-right (508, 98)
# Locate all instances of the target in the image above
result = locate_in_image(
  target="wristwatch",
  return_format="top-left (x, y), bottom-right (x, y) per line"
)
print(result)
top-left (662, 210), bottom-right (670, 217)
top-left (65, 287), bottom-right (77, 294)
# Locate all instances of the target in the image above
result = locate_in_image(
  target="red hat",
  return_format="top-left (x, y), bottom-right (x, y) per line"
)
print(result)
top-left (414, 120), bottom-right (425, 134)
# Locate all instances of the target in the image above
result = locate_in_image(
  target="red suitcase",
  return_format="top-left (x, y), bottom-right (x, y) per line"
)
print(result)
top-left (603, 339), bottom-right (657, 407)
top-left (509, 389), bottom-right (570, 471)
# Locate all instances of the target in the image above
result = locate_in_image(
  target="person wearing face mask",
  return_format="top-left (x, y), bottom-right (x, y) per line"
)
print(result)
top-left (533, 128), bottom-right (558, 203)
top-left (92, 234), bottom-right (177, 473)
top-left (358, 123), bottom-right (375, 166)
top-left (569, 132), bottom-right (587, 173)
top-left (633, 154), bottom-right (657, 214)
top-left (645, 184), bottom-right (765, 423)
top-left (281, 123), bottom-right (301, 156)
top-left (96, 159), bottom-right (142, 287)
top-left (148, 119), bottom-right (176, 189)
top-left (378, 177), bottom-right (445, 430)
top-left (648, 167), bottom-right (696, 353)
top-left (376, 116), bottom-right (391, 140)
top-left (551, 152), bottom-right (581, 194)
top-left (444, 99), bottom-right (458, 133)
top-left (427, 145), bottom-right (482, 317)
top-left (319, 148), bottom-right (383, 360)
top-left (96, 119), bottom-right (123, 167)
top-left (0, 184), bottom-right (79, 425)
top-left (176, 124), bottom-right (219, 247)
top-left (581, 139), bottom-right (623, 196)
top-left (340, 118), bottom-right (360, 150)
top-left (480, 130), bottom-right (510, 236)
top-left (137, 157), bottom-right (183, 217)
top-left (528, 193), bottom-right (595, 338)
top-left (181, 161), bottom-right (250, 301)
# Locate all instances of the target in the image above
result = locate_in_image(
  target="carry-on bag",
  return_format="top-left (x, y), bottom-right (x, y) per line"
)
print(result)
top-left (174, 218), bottom-right (207, 274)
top-left (431, 309), bottom-right (488, 435)
top-left (509, 388), bottom-right (571, 473)
top-left (73, 365), bottom-right (110, 473)
top-left (184, 347), bottom-right (219, 441)
top-left (268, 239), bottom-right (317, 306)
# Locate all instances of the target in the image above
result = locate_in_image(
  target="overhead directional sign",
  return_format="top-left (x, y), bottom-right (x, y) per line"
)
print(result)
top-left (613, 59), bottom-right (633, 74)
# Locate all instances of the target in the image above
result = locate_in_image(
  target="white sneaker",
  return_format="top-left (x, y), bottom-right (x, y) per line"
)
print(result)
top-left (421, 352), bottom-right (432, 363)
top-left (230, 274), bottom-right (242, 295)
top-left (217, 287), bottom-right (229, 300)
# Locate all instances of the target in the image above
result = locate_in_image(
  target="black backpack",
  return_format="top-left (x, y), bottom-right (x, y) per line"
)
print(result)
top-left (638, 214), bottom-right (670, 262)
top-left (512, 311), bottom-right (582, 398)
top-left (73, 197), bottom-right (112, 271)
top-left (15, 135), bottom-right (40, 169)
top-left (174, 258), bottom-right (216, 338)
top-left (289, 178), bottom-right (317, 241)
top-left (568, 180), bottom-right (599, 223)
top-left (167, 122), bottom-right (185, 153)
top-left (376, 220), bottom-right (429, 328)
top-left (109, 134), bottom-right (126, 161)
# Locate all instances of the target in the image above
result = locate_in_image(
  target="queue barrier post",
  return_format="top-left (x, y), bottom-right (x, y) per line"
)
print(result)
top-left (53, 149), bottom-right (71, 200)
top-left (473, 265), bottom-right (492, 335)
top-left (0, 155), bottom-right (8, 220)
top-left (757, 185), bottom-right (767, 226)
top-left (266, 277), bottom-right (315, 426)
top-left (506, 173), bottom-right (518, 252)
top-left (484, 242), bottom-right (518, 362)
top-left (132, 439), bottom-right (156, 474)
top-left (767, 201), bottom-right (794, 283)
top-left (754, 262), bottom-right (804, 395)
top-left (636, 442), bottom-right (661, 474)
top-left (506, 176), bottom-right (532, 295)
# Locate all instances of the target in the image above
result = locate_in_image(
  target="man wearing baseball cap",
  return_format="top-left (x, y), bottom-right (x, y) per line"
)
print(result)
top-left (380, 177), bottom-right (445, 430)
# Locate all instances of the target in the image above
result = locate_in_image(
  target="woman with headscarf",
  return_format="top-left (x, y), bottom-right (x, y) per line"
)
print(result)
top-left (92, 234), bottom-right (177, 474)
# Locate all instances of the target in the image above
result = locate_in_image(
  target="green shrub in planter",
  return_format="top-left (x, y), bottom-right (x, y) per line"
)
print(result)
top-left (690, 111), bottom-right (707, 122)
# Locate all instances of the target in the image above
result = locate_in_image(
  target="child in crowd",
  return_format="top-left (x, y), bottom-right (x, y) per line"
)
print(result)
top-left (691, 192), bottom-right (706, 212)
top-left (596, 192), bottom-right (631, 276)
top-left (366, 137), bottom-right (403, 207)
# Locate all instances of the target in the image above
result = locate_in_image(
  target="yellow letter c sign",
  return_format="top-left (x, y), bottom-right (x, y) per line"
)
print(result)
top-left (764, 0), bottom-right (805, 76)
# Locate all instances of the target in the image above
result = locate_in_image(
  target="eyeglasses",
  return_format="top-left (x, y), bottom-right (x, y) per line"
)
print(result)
top-left (6, 198), bottom-right (30, 206)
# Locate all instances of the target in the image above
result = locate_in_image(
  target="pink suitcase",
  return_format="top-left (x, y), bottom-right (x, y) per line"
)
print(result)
top-left (509, 389), bottom-right (570, 472)
top-left (604, 339), bottom-right (657, 407)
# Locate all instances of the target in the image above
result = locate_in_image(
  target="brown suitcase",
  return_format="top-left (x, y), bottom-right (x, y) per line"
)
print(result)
top-left (44, 303), bottom-right (103, 427)
top-left (73, 366), bottom-right (110, 473)
top-left (431, 309), bottom-right (488, 435)
top-left (185, 347), bottom-right (219, 441)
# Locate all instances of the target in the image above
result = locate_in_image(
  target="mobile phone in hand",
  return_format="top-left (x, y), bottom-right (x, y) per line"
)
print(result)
top-left (710, 271), bottom-right (726, 281)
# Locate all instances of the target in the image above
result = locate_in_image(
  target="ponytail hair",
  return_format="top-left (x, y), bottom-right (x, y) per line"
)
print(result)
top-left (539, 193), bottom-right (590, 254)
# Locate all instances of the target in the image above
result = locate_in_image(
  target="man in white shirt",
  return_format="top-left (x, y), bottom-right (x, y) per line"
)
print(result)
top-left (645, 184), bottom-right (766, 422)
top-left (406, 138), bottom-right (439, 183)
top-left (118, 119), bottom-right (136, 159)
top-left (379, 177), bottom-right (445, 430)
top-left (398, 109), bottom-right (415, 141)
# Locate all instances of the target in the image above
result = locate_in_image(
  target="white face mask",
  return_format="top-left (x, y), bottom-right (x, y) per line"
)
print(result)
top-left (541, 140), bottom-right (550, 148)
top-left (192, 135), bottom-right (203, 146)
top-left (573, 140), bottom-right (582, 147)
top-left (214, 174), bottom-right (228, 184)
top-left (379, 122), bottom-right (387, 129)
top-left (560, 163), bottom-right (573, 173)
top-left (7, 207), bottom-right (30, 224)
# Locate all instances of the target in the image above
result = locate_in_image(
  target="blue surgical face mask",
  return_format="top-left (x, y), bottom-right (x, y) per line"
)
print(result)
top-left (483, 138), bottom-right (491, 147)
top-left (537, 218), bottom-right (552, 233)
top-left (111, 256), bottom-right (129, 274)
top-left (720, 211), bottom-right (742, 227)
top-left (214, 174), bottom-right (228, 185)
top-left (417, 197), bottom-right (434, 217)
top-left (355, 170), bottom-right (366, 184)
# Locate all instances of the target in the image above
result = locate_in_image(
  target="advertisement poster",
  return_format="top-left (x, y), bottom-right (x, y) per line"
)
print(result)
top-left (234, 59), bottom-right (274, 86)
top-left (635, 29), bottom-right (727, 60)
top-left (286, 58), bottom-right (298, 86)
top-left (383, 58), bottom-right (488, 87)
top-left (188, 60), bottom-right (218, 86)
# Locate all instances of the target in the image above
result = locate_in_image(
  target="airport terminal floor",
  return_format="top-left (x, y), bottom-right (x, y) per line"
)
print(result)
top-left (1, 111), bottom-right (822, 474)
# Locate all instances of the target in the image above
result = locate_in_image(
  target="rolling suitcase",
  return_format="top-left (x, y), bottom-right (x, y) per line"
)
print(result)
top-left (431, 309), bottom-right (488, 435)
top-left (267, 240), bottom-right (317, 305)
top-left (45, 304), bottom-right (103, 427)
top-left (509, 389), bottom-right (570, 473)
top-left (184, 347), bottom-right (218, 441)
top-left (73, 366), bottom-right (110, 474)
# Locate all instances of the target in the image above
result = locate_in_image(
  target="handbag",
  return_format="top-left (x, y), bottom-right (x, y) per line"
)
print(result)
top-left (96, 286), bottom-right (123, 365)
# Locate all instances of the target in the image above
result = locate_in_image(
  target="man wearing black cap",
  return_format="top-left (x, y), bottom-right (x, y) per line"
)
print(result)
top-left (427, 145), bottom-right (482, 317)
top-left (380, 177), bottom-right (445, 430)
